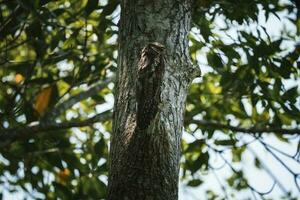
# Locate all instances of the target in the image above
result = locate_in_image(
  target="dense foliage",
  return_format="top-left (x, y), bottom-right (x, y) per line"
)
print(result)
top-left (0, 0), bottom-right (299, 199)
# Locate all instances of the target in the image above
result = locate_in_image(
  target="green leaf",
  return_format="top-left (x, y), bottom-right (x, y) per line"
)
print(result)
top-left (187, 179), bottom-right (203, 187)
top-left (94, 138), bottom-right (106, 156)
top-left (214, 139), bottom-right (236, 146)
top-left (282, 86), bottom-right (298, 103)
top-left (85, 0), bottom-right (99, 15)
top-left (185, 139), bottom-right (205, 153)
top-left (190, 151), bottom-right (209, 174)
top-left (207, 52), bottom-right (223, 69)
top-left (254, 158), bottom-right (261, 168)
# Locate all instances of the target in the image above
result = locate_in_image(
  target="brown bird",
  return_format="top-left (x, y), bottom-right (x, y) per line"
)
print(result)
top-left (136, 42), bottom-right (166, 130)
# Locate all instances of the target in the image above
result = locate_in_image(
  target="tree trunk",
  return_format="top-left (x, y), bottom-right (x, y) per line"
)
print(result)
top-left (108, 1), bottom-right (199, 199)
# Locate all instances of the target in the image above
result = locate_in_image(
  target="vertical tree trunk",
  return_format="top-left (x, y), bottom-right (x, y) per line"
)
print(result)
top-left (108, 1), bottom-right (199, 199)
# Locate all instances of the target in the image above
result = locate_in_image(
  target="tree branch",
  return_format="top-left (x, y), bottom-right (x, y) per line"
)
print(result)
top-left (0, 111), bottom-right (112, 144)
top-left (192, 119), bottom-right (300, 135)
top-left (47, 75), bottom-right (115, 119)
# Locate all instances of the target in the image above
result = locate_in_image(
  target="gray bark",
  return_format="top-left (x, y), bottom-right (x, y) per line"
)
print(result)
top-left (108, 1), bottom-right (200, 199)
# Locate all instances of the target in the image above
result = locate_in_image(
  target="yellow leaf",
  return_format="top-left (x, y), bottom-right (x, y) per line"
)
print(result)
top-left (15, 74), bottom-right (24, 83)
top-left (207, 82), bottom-right (222, 94)
top-left (57, 168), bottom-right (71, 185)
top-left (59, 168), bottom-right (71, 178)
top-left (34, 87), bottom-right (52, 115)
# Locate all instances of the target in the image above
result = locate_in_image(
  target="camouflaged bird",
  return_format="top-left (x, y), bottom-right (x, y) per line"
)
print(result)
top-left (136, 42), bottom-right (165, 130)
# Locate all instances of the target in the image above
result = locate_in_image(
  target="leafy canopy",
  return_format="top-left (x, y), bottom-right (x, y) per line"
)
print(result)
top-left (0, 0), bottom-right (299, 199)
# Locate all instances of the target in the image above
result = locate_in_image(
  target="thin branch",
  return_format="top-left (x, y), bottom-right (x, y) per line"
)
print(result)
top-left (192, 119), bottom-right (300, 135)
top-left (0, 111), bottom-right (112, 145)
top-left (46, 75), bottom-right (115, 119)
top-left (218, 152), bottom-right (277, 196)
top-left (259, 139), bottom-right (300, 163)
top-left (0, 5), bottom-right (22, 37)
top-left (258, 138), bottom-right (299, 176)
top-left (2, 38), bottom-right (30, 53)
top-left (1, 50), bottom-right (72, 68)
top-left (247, 146), bottom-right (289, 195)
top-left (210, 166), bottom-right (230, 199)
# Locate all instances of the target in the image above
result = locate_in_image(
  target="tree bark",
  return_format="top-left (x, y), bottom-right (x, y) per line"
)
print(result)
top-left (108, 1), bottom-right (199, 199)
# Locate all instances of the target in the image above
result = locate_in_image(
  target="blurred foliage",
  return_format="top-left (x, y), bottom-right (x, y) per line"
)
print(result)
top-left (0, 0), bottom-right (299, 199)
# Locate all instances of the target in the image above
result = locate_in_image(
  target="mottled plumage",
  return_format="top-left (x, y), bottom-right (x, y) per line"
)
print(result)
top-left (136, 42), bottom-right (165, 130)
